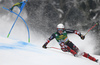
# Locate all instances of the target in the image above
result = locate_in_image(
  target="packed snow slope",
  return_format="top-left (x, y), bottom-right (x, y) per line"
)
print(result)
top-left (0, 36), bottom-right (100, 65)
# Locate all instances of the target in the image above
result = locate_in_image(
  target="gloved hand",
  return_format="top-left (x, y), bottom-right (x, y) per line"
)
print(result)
top-left (80, 34), bottom-right (85, 40)
top-left (42, 43), bottom-right (47, 49)
top-left (9, 8), bottom-right (12, 11)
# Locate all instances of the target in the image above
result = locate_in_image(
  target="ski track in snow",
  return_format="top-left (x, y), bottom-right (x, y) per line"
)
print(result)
top-left (0, 37), bottom-right (100, 65)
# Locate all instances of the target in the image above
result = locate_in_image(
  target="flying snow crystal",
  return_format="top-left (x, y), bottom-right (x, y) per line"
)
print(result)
top-left (57, 9), bottom-right (64, 14)
top-left (57, 9), bottom-right (64, 18)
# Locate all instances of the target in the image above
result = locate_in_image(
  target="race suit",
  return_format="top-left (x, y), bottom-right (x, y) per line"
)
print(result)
top-left (44, 29), bottom-right (81, 54)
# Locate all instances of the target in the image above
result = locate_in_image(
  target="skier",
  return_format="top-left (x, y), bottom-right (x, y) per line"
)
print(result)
top-left (42, 23), bottom-right (99, 64)
top-left (9, 0), bottom-right (26, 11)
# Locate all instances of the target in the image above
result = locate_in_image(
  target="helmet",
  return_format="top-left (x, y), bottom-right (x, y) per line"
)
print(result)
top-left (57, 23), bottom-right (64, 29)
top-left (57, 23), bottom-right (65, 32)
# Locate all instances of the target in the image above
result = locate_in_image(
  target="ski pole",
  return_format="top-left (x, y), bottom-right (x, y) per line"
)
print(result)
top-left (85, 21), bottom-right (99, 36)
top-left (47, 47), bottom-right (61, 50)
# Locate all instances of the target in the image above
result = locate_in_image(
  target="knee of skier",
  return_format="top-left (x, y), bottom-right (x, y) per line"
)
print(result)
top-left (73, 45), bottom-right (79, 53)
top-left (76, 50), bottom-right (84, 57)
top-left (61, 48), bottom-right (68, 52)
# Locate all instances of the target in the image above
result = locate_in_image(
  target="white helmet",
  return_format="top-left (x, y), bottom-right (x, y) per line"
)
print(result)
top-left (57, 23), bottom-right (64, 29)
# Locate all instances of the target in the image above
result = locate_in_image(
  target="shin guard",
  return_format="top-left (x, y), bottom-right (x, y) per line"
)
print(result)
top-left (83, 52), bottom-right (97, 62)
top-left (67, 46), bottom-right (77, 56)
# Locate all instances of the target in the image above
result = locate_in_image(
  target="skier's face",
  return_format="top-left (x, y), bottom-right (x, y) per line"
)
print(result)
top-left (57, 28), bottom-right (64, 34)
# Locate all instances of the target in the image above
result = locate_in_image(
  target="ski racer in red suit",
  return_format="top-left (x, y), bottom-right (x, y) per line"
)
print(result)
top-left (42, 23), bottom-right (99, 64)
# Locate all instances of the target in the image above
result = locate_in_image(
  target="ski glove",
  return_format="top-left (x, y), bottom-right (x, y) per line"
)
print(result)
top-left (80, 34), bottom-right (85, 40)
top-left (9, 8), bottom-right (12, 11)
top-left (42, 43), bottom-right (48, 49)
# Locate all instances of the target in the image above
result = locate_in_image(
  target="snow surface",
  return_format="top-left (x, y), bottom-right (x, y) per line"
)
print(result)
top-left (0, 36), bottom-right (100, 65)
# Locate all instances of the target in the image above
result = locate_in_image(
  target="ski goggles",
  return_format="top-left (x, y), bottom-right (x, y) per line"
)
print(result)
top-left (57, 28), bottom-right (64, 31)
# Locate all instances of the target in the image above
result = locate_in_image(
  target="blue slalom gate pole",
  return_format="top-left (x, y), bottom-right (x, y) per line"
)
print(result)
top-left (2, 0), bottom-right (30, 42)
top-left (7, 11), bottom-right (21, 38)
top-left (7, 1), bottom-right (25, 38)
